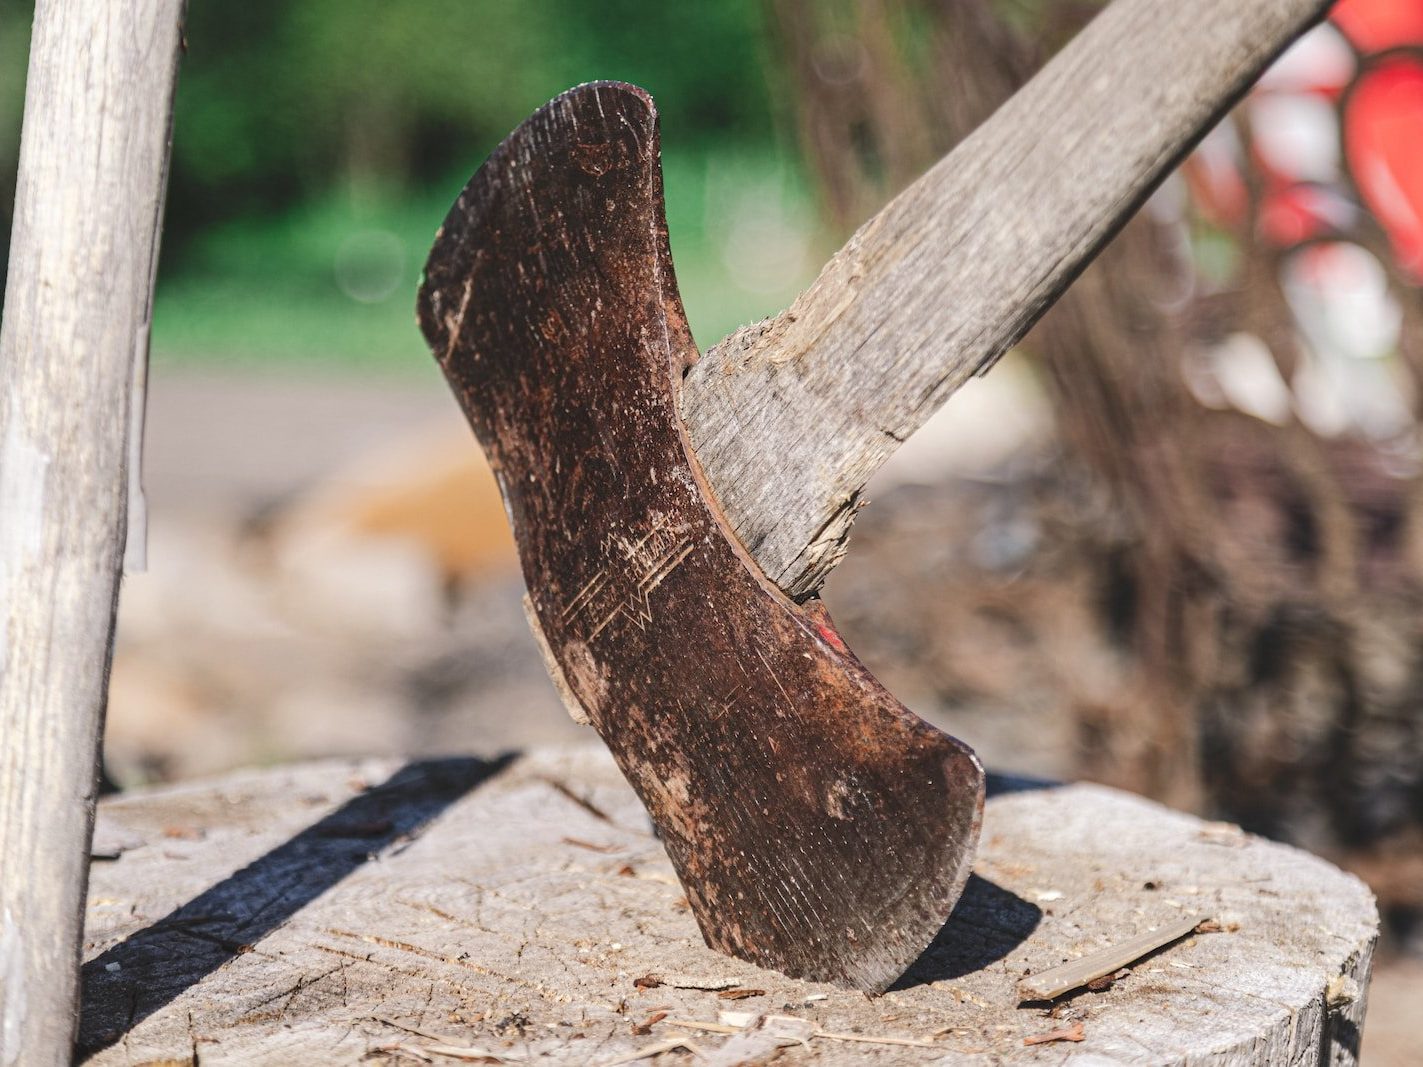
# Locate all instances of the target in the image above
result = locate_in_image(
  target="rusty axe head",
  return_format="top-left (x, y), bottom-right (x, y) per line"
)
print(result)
top-left (417, 82), bottom-right (983, 992)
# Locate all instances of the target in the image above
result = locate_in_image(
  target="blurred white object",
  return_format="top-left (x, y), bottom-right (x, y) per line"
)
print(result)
top-left (1284, 242), bottom-right (1409, 437)
top-left (1250, 92), bottom-right (1341, 183)
top-left (1187, 332), bottom-right (1293, 426)
top-left (1257, 23), bottom-right (1355, 95)
top-left (1284, 242), bottom-right (1401, 362)
top-left (871, 351), bottom-right (1049, 489)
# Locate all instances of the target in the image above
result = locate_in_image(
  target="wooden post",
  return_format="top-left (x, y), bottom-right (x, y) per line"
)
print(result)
top-left (0, 2), bottom-right (187, 1064)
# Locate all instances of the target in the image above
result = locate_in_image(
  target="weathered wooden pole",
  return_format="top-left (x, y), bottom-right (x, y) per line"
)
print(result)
top-left (0, 2), bottom-right (187, 1063)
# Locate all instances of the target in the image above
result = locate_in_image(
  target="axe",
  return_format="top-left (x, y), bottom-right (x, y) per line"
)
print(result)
top-left (417, 0), bottom-right (1332, 991)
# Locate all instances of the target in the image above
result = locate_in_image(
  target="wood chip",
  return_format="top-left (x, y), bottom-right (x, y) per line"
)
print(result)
top-left (716, 988), bottom-right (765, 1000)
top-left (1086, 967), bottom-right (1131, 992)
top-left (1024, 1021), bottom-right (1086, 1046)
top-left (561, 836), bottom-right (621, 854)
top-left (1198, 822), bottom-right (1247, 846)
top-left (374, 1016), bottom-right (464, 1044)
top-left (1019, 914), bottom-right (1205, 1001)
top-left (630, 1011), bottom-right (667, 1036)
top-left (763, 1016), bottom-right (816, 1041)
top-left (540, 776), bottom-right (616, 824)
top-left (1326, 974), bottom-right (1360, 1008)
top-left (661, 1018), bottom-right (740, 1035)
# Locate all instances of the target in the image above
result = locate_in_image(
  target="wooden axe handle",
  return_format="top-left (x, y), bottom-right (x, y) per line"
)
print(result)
top-left (681, 0), bottom-right (1334, 599)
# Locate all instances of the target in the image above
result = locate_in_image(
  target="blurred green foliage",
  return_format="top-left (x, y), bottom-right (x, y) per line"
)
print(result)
top-left (0, 1), bottom-right (822, 369)
top-left (164, 1), bottom-right (782, 235)
top-left (0, 6), bottom-right (31, 261)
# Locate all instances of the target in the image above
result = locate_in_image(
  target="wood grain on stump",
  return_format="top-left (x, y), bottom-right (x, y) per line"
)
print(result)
top-left (80, 746), bottom-right (1376, 1065)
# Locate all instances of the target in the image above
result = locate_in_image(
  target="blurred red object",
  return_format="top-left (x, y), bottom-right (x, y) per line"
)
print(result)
top-left (1345, 57), bottom-right (1423, 277)
top-left (1259, 183), bottom-right (1356, 245)
top-left (1332, 0), bottom-right (1423, 52)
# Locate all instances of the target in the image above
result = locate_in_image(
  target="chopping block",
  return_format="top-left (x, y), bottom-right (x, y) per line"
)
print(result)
top-left (78, 745), bottom-right (1377, 1065)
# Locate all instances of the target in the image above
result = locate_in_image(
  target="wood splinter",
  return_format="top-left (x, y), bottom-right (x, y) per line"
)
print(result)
top-left (1018, 914), bottom-right (1208, 1001)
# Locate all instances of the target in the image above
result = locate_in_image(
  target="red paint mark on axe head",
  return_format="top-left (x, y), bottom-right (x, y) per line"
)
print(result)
top-left (815, 621), bottom-right (848, 654)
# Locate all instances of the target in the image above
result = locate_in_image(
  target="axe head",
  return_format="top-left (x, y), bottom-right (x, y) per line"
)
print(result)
top-left (418, 82), bottom-right (984, 992)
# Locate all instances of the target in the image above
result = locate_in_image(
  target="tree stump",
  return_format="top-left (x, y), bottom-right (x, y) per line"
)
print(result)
top-left (79, 746), bottom-right (1376, 1065)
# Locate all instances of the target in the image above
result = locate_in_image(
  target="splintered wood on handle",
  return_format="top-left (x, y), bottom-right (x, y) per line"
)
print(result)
top-left (1018, 915), bottom-right (1206, 1001)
